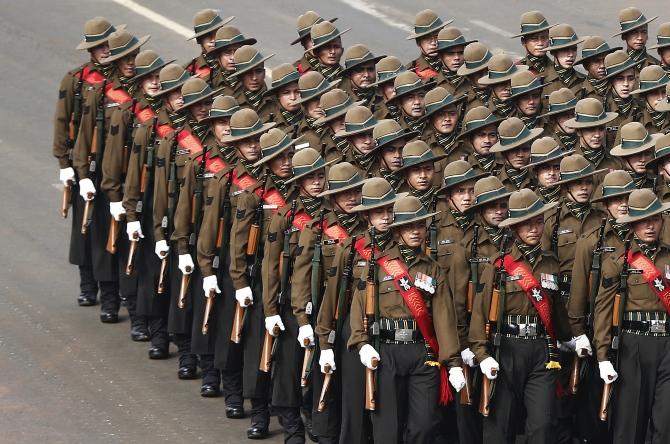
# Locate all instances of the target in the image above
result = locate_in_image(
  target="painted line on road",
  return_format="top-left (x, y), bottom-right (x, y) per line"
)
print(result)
top-left (112, 0), bottom-right (193, 38)
top-left (338, 0), bottom-right (412, 33)
top-left (469, 19), bottom-right (514, 39)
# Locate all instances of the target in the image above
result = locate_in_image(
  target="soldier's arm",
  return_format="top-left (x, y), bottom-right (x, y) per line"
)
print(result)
top-left (73, 88), bottom-right (98, 180)
top-left (315, 243), bottom-right (346, 351)
top-left (346, 273), bottom-right (368, 351)
top-left (171, 158), bottom-right (196, 255)
top-left (469, 262), bottom-right (494, 363)
top-left (262, 212), bottom-right (285, 316)
top-left (100, 107), bottom-right (128, 201)
top-left (53, 71), bottom-right (75, 168)
top-left (229, 191), bottom-right (256, 289)
top-left (123, 124), bottom-right (149, 222)
top-left (432, 264), bottom-right (462, 368)
top-left (540, 212), bottom-right (555, 251)
top-left (568, 234), bottom-right (595, 336)
top-left (152, 136), bottom-right (170, 242)
top-left (196, 175), bottom-right (223, 277)
top-left (593, 256), bottom-right (619, 362)
top-left (291, 227), bottom-right (317, 327)
top-left (449, 244), bottom-right (471, 350)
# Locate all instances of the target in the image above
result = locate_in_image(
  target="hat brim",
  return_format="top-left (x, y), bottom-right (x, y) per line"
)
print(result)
top-left (468, 190), bottom-right (513, 212)
top-left (611, 16), bottom-right (658, 37)
top-left (418, 94), bottom-right (468, 122)
top-left (610, 133), bottom-right (661, 157)
top-left (100, 34), bottom-right (151, 64)
top-left (317, 178), bottom-right (365, 197)
top-left (509, 81), bottom-right (550, 100)
top-left (178, 86), bottom-right (225, 111)
top-left (286, 158), bottom-right (339, 184)
top-left (351, 192), bottom-right (409, 212)
top-left (388, 81), bottom-right (433, 103)
top-left (490, 127), bottom-right (544, 153)
top-left (498, 200), bottom-right (558, 227)
top-left (521, 149), bottom-right (573, 170)
top-left (574, 46), bottom-right (622, 65)
top-left (290, 17), bottom-right (338, 46)
top-left (133, 58), bottom-right (176, 82)
top-left (603, 59), bottom-right (639, 80)
top-left (220, 121), bottom-right (277, 143)
top-left (265, 76), bottom-right (300, 97)
top-left (630, 80), bottom-right (670, 96)
top-left (154, 77), bottom-right (191, 98)
top-left (212, 37), bottom-right (258, 52)
top-left (370, 71), bottom-right (404, 87)
top-left (457, 116), bottom-right (504, 140)
top-left (616, 201), bottom-right (670, 224)
top-left (187, 15), bottom-right (235, 41)
top-left (649, 41), bottom-right (670, 50)
top-left (396, 153), bottom-right (448, 174)
top-left (539, 105), bottom-right (577, 119)
top-left (252, 138), bottom-right (297, 167)
top-left (655, 100), bottom-right (670, 112)
top-left (335, 123), bottom-right (377, 138)
top-left (479, 64), bottom-right (529, 85)
top-left (511, 23), bottom-right (557, 39)
top-left (456, 60), bottom-right (489, 76)
top-left (436, 171), bottom-right (490, 195)
top-left (554, 167), bottom-right (607, 185)
top-left (231, 53), bottom-right (275, 77)
top-left (314, 100), bottom-right (365, 125)
top-left (592, 187), bottom-right (636, 203)
top-left (374, 129), bottom-right (419, 151)
top-left (341, 55), bottom-right (386, 75)
top-left (76, 23), bottom-right (127, 50)
top-left (546, 37), bottom-right (586, 52)
top-left (295, 79), bottom-right (341, 105)
top-left (438, 39), bottom-right (478, 53)
top-left (564, 111), bottom-right (618, 129)
top-left (389, 210), bottom-right (441, 228)
top-left (309, 28), bottom-right (351, 51)
top-left (406, 19), bottom-right (453, 40)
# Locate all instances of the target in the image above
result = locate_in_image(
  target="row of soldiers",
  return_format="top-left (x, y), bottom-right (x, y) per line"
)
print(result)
top-left (52, 5), bottom-right (670, 444)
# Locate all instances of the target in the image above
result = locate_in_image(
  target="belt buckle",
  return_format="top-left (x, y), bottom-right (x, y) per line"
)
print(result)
top-left (394, 328), bottom-right (413, 342)
top-left (518, 323), bottom-right (537, 337)
top-left (649, 320), bottom-right (667, 334)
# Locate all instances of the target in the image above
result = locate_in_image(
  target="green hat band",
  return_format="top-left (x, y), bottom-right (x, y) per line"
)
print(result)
top-left (182, 84), bottom-right (215, 107)
top-left (550, 33), bottom-right (579, 47)
top-left (328, 174), bottom-right (363, 193)
top-left (464, 50), bottom-right (492, 70)
top-left (601, 180), bottom-right (636, 199)
top-left (605, 57), bottom-right (635, 77)
top-left (297, 18), bottom-right (323, 39)
top-left (84, 24), bottom-right (116, 43)
top-left (345, 52), bottom-right (375, 70)
top-left (194, 15), bottom-right (223, 34)
top-left (529, 147), bottom-right (563, 165)
top-left (657, 35), bottom-right (670, 46)
top-left (270, 70), bottom-right (300, 90)
top-left (376, 66), bottom-right (405, 84)
top-left (230, 118), bottom-right (264, 137)
top-left (376, 128), bottom-right (405, 147)
top-left (628, 196), bottom-right (663, 218)
top-left (393, 207), bottom-right (429, 224)
top-left (476, 185), bottom-right (508, 206)
top-left (508, 197), bottom-right (544, 219)
top-left (214, 32), bottom-right (251, 49)
top-left (621, 132), bottom-right (653, 150)
top-left (581, 42), bottom-right (612, 59)
top-left (312, 27), bottom-right (340, 47)
top-left (511, 77), bottom-right (543, 96)
top-left (235, 51), bottom-right (265, 73)
top-left (300, 78), bottom-right (331, 101)
top-left (559, 163), bottom-right (596, 182)
top-left (136, 56), bottom-right (165, 77)
top-left (547, 96), bottom-right (577, 114)
top-left (109, 35), bottom-right (139, 58)
top-left (520, 19), bottom-right (550, 35)
top-left (261, 133), bottom-right (292, 158)
top-left (395, 78), bottom-right (423, 96)
top-left (414, 17), bottom-right (444, 36)
top-left (620, 14), bottom-right (649, 34)
top-left (463, 113), bottom-right (498, 132)
top-left (209, 104), bottom-right (240, 119)
top-left (639, 75), bottom-right (669, 92)
top-left (499, 125), bottom-right (532, 146)
top-left (361, 188), bottom-right (396, 207)
top-left (323, 96), bottom-right (354, 118)
top-left (344, 115), bottom-right (378, 134)
top-left (293, 155), bottom-right (326, 177)
top-left (653, 145), bottom-right (670, 162)
top-left (488, 64), bottom-right (517, 81)
top-left (160, 70), bottom-right (190, 92)
top-left (574, 108), bottom-right (608, 123)
top-left (437, 34), bottom-right (467, 50)
top-left (444, 167), bottom-right (478, 188)
top-left (403, 150), bottom-right (435, 168)
top-left (425, 94), bottom-right (459, 115)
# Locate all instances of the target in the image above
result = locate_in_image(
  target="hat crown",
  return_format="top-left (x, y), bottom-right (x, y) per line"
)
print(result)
top-left (344, 105), bottom-right (374, 125)
top-left (260, 128), bottom-right (289, 150)
top-left (574, 97), bottom-right (606, 117)
top-left (488, 53), bottom-right (515, 72)
top-left (531, 136), bottom-right (560, 156)
top-left (394, 71), bottom-right (421, 89)
top-left (402, 140), bottom-right (431, 157)
top-left (474, 176), bottom-right (507, 200)
top-left (560, 154), bottom-right (591, 175)
top-left (181, 77), bottom-right (209, 97)
top-left (657, 134), bottom-right (670, 153)
top-left (508, 188), bottom-right (543, 213)
top-left (135, 49), bottom-right (160, 68)
top-left (619, 122), bottom-right (650, 144)
top-left (83, 16), bottom-right (115, 39)
top-left (344, 44), bottom-right (373, 63)
top-left (658, 22), bottom-right (670, 37)
top-left (393, 195), bottom-right (424, 214)
top-left (520, 10), bottom-right (548, 27)
top-left (270, 63), bottom-right (299, 85)
top-left (328, 162), bottom-right (361, 183)
top-left (602, 170), bottom-right (635, 189)
top-left (498, 117), bottom-right (527, 139)
top-left (627, 188), bottom-right (660, 215)
top-left (193, 9), bottom-right (219, 27)
top-left (424, 86), bottom-right (451, 106)
top-left (320, 88), bottom-right (349, 109)
top-left (549, 23), bottom-right (578, 40)
top-left (604, 50), bottom-right (632, 70)
top-left (159, 63), bottom-right (187, 83)
top-left (373, 119), bottom-right (403, 139)
top-left (437, 26), bottom-right (465, 43)
top-left (414, 9), bottom-right (441, 28)
top-left (234, 45), bottom-right (260, 65)
top-left (298, 71), bottom-right (326, 90)
top-left (107, 30), bottom-right (134, 51)
top-left (297, 11), bottom-right (322, 31)
top-left (376, 56), bottom-right (403, 73)
top-left (215, 25), bottom-right (243, 41)
top-left (463, 42), bottom-right (489, 63)
top-left (444, 159), bottom-right (473, 179)
top-left (311, 21), bottom-right (338, 40)
top-left (230, 108), bottom-right (262, 131)
top-left (463, 106), bottom-right (494, 125)
top-left (210, 95), bottom-right (239, 113)
top-left (618, 7), bottom-right (644, 24)
top-left (292, 147), bottom-right (321, 169)
top-left (639, 65), bottom-right (667, 83)
top-left (582, 35), bottom-right (606, 51)
top-left (547, 88), bottom-right (575, 106)
top-left (361, 177), bottom-right (394, 200)
top-left (511, 70), bottom-right (539, 88)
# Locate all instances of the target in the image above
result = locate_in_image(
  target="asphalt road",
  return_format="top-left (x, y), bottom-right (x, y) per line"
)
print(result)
top-left (0, 1), bottom-right (666, 443)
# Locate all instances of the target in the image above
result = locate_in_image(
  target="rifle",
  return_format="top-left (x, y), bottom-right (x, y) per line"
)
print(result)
top-left (125, 231), bottom-right (139, 275)
top-left (190, 147), bottom-right (208, 253)
top-left (550, 203), bottom-right (562, 257)
top-left (157, 257), bottom-right (168, 294)
top-left (279, 199), bottom-right (298, 306)
top-left (63, 70), bottom-right (83, 219)
top-left (600, 238), bottom-right (631, 421)
top-left (335, 236), bottom-right (358, 343)
top-left (426, 196), bottom-right (438, 260)
top-left (81, 80), bottom-right (107, 235)
top-left (62, 180), bottom-right (73, 218)
top-left (122, 99), bottom-right (137, 175)
top-left (480, 233), bottom-right (509, 417)
top-left (202, 289), bottom-right (215, 335)
top-left (138, 118), bottom-right (158, 215)
top-left (317, 364), bottom-right (333, 412)
top-left (365, 227), bottom-right (380, 411)
top-left (468, 223), bottom-right (481, 314)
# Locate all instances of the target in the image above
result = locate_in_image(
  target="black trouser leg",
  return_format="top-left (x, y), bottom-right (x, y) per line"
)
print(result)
top-left (174, 333), bottom-right (197, 368)
top-left (79, 264), bottom-right (98, 298)
top-left (250, 397), bottom-right (270, 429)
top-left (275, 406), bottom-right (305, 444)
top-left (221, 367), bottom-right (243, 408)
top-left (200, 354), bottom-right (220, 386)
top-left (454, 381), bottom-right (482, 444)
top-left (149, 316), bottom-right (169, 349)
top-left (99, 280), bottom-right (120, 313)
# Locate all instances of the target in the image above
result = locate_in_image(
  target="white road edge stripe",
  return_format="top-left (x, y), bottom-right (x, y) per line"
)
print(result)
top-left (469, 19), bottom-right (514, 39)
top-left (338, 0), bottom-right (412, 33)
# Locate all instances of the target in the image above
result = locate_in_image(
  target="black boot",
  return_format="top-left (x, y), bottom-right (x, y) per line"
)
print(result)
top-left (77, 264), bottom-right (98, 306)
top-left (199, 354), bottom-right (221, 397)
top-left (99, 280), bottom-right (120, 323)
top-left (222, 367), bottom-right (244, 418)
top-left (147, 316), bottom-right (169, 359)
top-left (174, 333), bottom-right (198, 379)
top-left (126, 294), bottom-right (149, 341)
top-left (247, 397), bottom-right (270, 439)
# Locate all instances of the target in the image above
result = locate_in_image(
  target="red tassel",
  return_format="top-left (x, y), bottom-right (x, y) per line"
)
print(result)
top-left (555, 380), bottom-right (565, 398)
top-left (439, 366), bottom-right (453, 405)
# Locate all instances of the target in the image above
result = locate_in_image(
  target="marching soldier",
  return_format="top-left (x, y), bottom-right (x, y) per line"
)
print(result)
top-left (613, 6), bottom-right (659, 71)
top-left (397, 140), bottom-right (443, 208)
top-left (73, 29), bottom-right (150, 323)
top-left (470, 188), bottom-right (572, 443)
top-left (53, 17), bottom-right (121, 307)
top-left (595, 188), bottom-right (670, 443)
top-left (541, 88), bottom-right (578, 152)
top-left (308, 21), bottom-right (348, 82)
top-left (372, 119), bottom-right (418, 191)
top-left (334, 105), bottom-right (379, 177)
top-left (314, 88), bottom-right (360, 161)
top-left (523, 137), bottom-right (571, 204)
top-left (490, 117), bottom-right (542, 191)
top-left (371, 56), bottom-right (406, 121)
top-left (576, 36), bottom-right (620, 103)
top-left (479, 54), bottom-right (527, 118)
top-left (603, 50), bottom-right (642, 148)
top-left (291, 11), bottom-right (337, 75)
top-left (231, 45), bottom-right (276, 122)
top-left (294, 71), bottom-right (337, 153)
top-left (389, 71), bottom-right (431, 134)
top-left (543, 24), bottom-right (586, 98)
top-left (610, 122), bottom-right (658, 189)
top-left (185, 9), bottom-right (234, 83)
top-left (509, 70), bottom-right (548, 130)
top-left (456, 106), bottom-right (503, 176)
top-left (631, 65), bottom-right (670, 133)
top-left (209, 25), bottom-right (256, 96)
top-left (348, 194), bottom-right (464, 444)
top-left (406, 9), bottom-right (451, 79)
top-left (265, 63), bottom-right (303, 134)
top-left (513, 10), bottom-right (553, 75)
top-left (434, 27), bottom-right (475, 96)
top-left (339, 44), bottom-right (383, 110)
top-left (648, 134), bottom-right (670, 200)
top-left (650, 22), bottom-right (670, 74)
top-left (456, 42), bottom-right (493, 112)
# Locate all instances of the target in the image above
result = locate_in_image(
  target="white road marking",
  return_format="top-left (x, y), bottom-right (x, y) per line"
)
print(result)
top-left (469, 19), bottom-right (514, 39)
top-left (52, 183), bottom-right (64, 191)
top-left (338, 0), bottom-right (412, 33)
top-left (112, 0), bottom-right (193, 38)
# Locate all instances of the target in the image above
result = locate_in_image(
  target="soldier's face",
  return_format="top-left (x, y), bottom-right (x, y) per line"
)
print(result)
top-left (116, 51), bottom-right (138, 78)
top-left (536, 162), bottom-right (561, 187)
top-left (660, 158), bottom-right (670, 180)
top-left (333, 187), bottom-right (362, 213)
top-left (380, 143), bottom-right (403, 171)
top-left (278, 82), bottom-right (301, 112)
top-left (605, 195), bottom-right (628, 218)
top-left (553, 112), bottom-right (576, 134)
top-left (470, 126), bottom-right (498, 155)
top-left (328, 116), bottom-right (346, 134)
top-left (242, 66), bottom-right (266, 92)
top-left (141, 73), bottom-right (160, 96)
top-left (578, 126), bottom-right (606, 149)
top-left (645, 88), bottom-right (666, 110)
top-left (417, 32), bottom-right (439, 58)
top-left (660, 48), bottom-right (670, 66)
top-left (481, 200), bottom-right (508, 227)
top-left (632, 214), bottom-right (662, 243)
top-left (468, 70), bottom-right (488, 88)
top-left (439, 46), bottom-right (465, 72)
top-left (406, 164), bottom-right (434, 191)
top-left (624, 149), bottom-right (654, 174)
top-left (585, 56), bottom-right (607, 79)
top-left (190, 99), bottom-right (212, 122)
top-left (566, 178), bottom-right (595, 203)
top-left (350, 62), bottom-right (376, 89)
top-left (552, 47), bottom-right (577, 69)
top-left (397, 221), bottom-right (427, 248)
top-left (89, 43), bottom-right (110, 63)
top-left (400, 92), bottom-right (426, 117)
top-left (431, 105), bottom-right (459, 134)
top-left (448, 180), bottom-right (475, 212)
top-left (300, 169), bottom-right (327, 196)
top-left (515, 215), bottom-right (545, 246)
top-left (522, 31), bottom-right (550, 57)
top-left (611, 69), bottom-right (636, 98)
top-left (367, 206), bottom-right (393, 231)
top-left (350, 131), bottom-right (375, 154)
top-left (315, 39), bottom-right (343, 66)
top-left (212, 117), bottom-right (231, 143)
top-left (503, 145), bottom-right (531, 169)
top-left (380, 81), bottom-right (396, 101)
top-left (198, 31), bottom-right (217, 53)
top-left (303, 98), bottom-right (324, 119)
top-left (217, 44), bottom-right (241, 71)
top-left (268, 149), bottom-right (295, 178)
top-left (165, 90), bottom-right (184, 112)
top-left (623, 26), bottom-right (648, 51)
top-left (515, 91), bottom-right (542, 116)
top-left (492, 82), bottom-right (512, 101)
top-left (236, 135), bottom-right (261, 161)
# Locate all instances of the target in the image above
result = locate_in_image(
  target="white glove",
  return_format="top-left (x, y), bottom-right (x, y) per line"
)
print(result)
top-left (598, 361), bottom-right (618, 384)
top-left (79, 178), bottom-right (95, 200)
top-left (298, 324), bottom-right (315, 348)
top-left (558, 338), bottom-right (576, 352)
top-left (59, 167), bottom-right (75, 186)
top-left (480, 357), bottom-right (499, 379)
top-left (319, 349), bottom-right (336, 373)
top-left (235, 287), bottom-right (253, 307)
top-left (178, 254), bottom-right (194, 274)
top-left (461, 348), bottom-right (476, 367)
top-left (202, 275), bottom-right (221, 295)
top-left (449, 366), bottom-right (466, 392)
top-left (574, 335), bottom-right (593, 357)
top-left (155, 240), bottom-right (169, 259)
top-left (126, 221), bottom-right (143, 240)
top-left (359, 344), bottom-right (380, 370)
top-left (109, 201), bottom-right (126, 221)
top-left (265, 315), bottom-right (285, 336)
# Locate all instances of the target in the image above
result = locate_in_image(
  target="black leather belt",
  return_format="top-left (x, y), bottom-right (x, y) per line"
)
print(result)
top-left (496, 322), bottom-right (546, 338)
top-left (622, 319), bottom-right (670, 334)
top-left (379, 328), bottom-right (423, 343)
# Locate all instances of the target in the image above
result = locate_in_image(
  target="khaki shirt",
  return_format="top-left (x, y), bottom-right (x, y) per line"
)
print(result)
top-left (604, 93), bottom-right (642, 148)
top-left (542, 63), bottom-right (586, 100)
top-left (233, 87), bottom-right (277, 123)
top-left (185, 55), bottom-right (214, 85)
top-left (435, 72), bottom-right (470, 98)
top-left (639, 105), bottom-right (670, 135)
top-left (582, 78), bottom-right (608, 104)
top-left (499, 163), bottom-right (536, 192)
top-left (422, 127), bottom-right (468, 187)
top-left (434, 200), bottom-right (476, 258)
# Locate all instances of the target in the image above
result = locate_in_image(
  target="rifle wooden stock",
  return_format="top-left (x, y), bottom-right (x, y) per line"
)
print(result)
top-left (364, 358), bottom-right (378, 411)
top-left (91, 127), bottom-right (98, 154)
top-left (201, 289), bottom-right (215, 335)
top-left (140, 164), bottom-right (148, 193)
top-left (106, 218), bottom-right (119, 254)
top-left (460, 364), bottom-right (473, 405)
top-left (215, 217), bottom-right (224, 248)
top-left (230, 300), bottom-right (250, 343)
top-left (488, 288), bottom-right (500, 322)
top-left (61, 182), bottom-right (72, 218)
top-left (467, 281), bottom-right (474, 313)
top-left (568, 354), bottom-right (583, 395)
top-left (190, 194), bottom-right (197, 225)
top-left (178, 271), bottom-right (191, 309)
top-left (479, 369), bottom-right (496, 417)
top-left (612, 294), bottom-right (621, 326)
top-left (599, 383), bottom-right (613, 421)
top-left (301, 339), bottom-right (313, 387)
top-left (81, 196), bottom-right (93, 234)
top-left (246, 223), bottom-right (260, 255)
top-left (259, 325), bottom-right (280, 373)
top-left (157, 257), bottom-right (167, 294)
top-left (317, 364), bottom-right (333, 412)
top-left (125, 232), bottom-right (139, 275)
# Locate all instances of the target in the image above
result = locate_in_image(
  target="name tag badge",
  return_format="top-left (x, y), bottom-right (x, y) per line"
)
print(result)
top-left (136, 201), bottom-right (143, 213)
top-left (558, 228), bottom-right (573, 236)
top-left (305, 302), bottom-right (313, 315)
top-left (232, 190), bottom-right (244, 196)
top-left (204, 172), bottom-right (214, 178)
top-left (212, 256), bottom-right (219, 269)
top-left (356, 260), bottom-right (367, 267)
top-left (507, 275), bottom-right (521, 282)
top-left (323, 239), bottom-right (338, 245)
top-left (176, 149), bottom-right (189, 156)
top-left (382, 275), bottom-right (393, 282)
top-left (438, 239), bottom-right (454, 246)
top-left (161, 216), bottom-right (168, 228)
top-left (263, 204), bottom-right (278, 210)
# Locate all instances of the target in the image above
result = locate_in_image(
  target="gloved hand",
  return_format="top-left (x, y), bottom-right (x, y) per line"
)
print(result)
top-left (178, 254), bottom-right (194, 274)
top-left (235, 287), bottom-right (253, 307)
top-left (558, 338), bottom-right (576, 352)
top-left (574, 334), bottom-right (593, 357)
top-left (202, 275), bottom-right (221, 295)
top-left (480, 357), bottom-right (499, 379)
top-left (126, 221), bottom-right (143, 240)
top-left (59, 167), bottom-right (75, 186)
top-left (449, 366), bottom-right (466, 392)
top-left (359, 344), bottom-right (380, 370)
top-left (461, 348), bottom-right (476, 367)
top-left (109, 201), bottom-right (126, 221)
top-left (155, 240), bottom-right (169, 259)
top-left (265, 315), bottom-right (285, 336)
top-left (319, 349), bottom-right (336, 373)
top-left (598, 361), bottom-right (618, 384)
top-left (79, 178), bottom-right (95, 200)
top-left (298, 324), bottom-right (315, 348)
